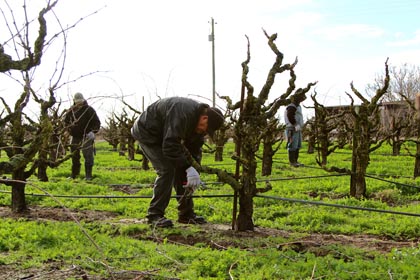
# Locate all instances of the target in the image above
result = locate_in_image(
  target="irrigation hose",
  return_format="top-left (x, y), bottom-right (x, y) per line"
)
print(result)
top-left (365, 174), bottom-right (420, 190)
top-left (0, 190), bottom-right (419, 218)
top-left (108, 173), bottom-right (348, 188)
top-left (256, 194), bottom-right (420, 217)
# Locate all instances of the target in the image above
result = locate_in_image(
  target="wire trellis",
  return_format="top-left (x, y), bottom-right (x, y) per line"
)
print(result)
top-left (0, 171), bottom-right (419, 218)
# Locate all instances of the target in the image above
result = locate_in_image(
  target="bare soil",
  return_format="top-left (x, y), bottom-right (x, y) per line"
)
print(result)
top-left (0, 205), bottom-right (418, 280)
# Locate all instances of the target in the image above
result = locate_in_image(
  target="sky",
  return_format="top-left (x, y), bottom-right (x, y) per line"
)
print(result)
top-left (1, 0), bottom-right (420, 121)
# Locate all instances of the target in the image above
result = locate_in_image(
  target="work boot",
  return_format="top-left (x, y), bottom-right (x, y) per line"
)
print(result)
top-left (295, 150), bottom-right (304, 167)
top-left (148, 216), bottom-right (174, 228)
top-left (288, 150), bottom-right (299, 167)
top-left (69, 164), bottom-right (80, 179)
top-left (178, 214), bottom-right (207, 224)
top-left (85, 165), bottom-right (93, 181)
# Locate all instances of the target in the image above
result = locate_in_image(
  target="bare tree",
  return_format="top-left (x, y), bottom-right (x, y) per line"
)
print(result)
top-left (303, 117), bottom-right (316, 154)
top-left (0, 2), bottom-right (60, 212)
top-left (381, 102), bottom-right (411, 156)
top-left (0, 1), bottom-right (94, 212)
top-left (346, 59), bottom-right (390, 198)
top-left (118, 97), bottom-right (150, 169)
top-left (103, 114), bottom-right (119, 151)
top-left (367, 63), bottom-right (420, 175)
top-left (310, 92), bottom-right (349, 166)
top-left (367, 64), bottom-right (420, 155)
top-left (35, 96), bottom-right (72, 181)
top-left (229, 31), bottom-right (316, 230)
top-left (261, 115), bottom-right (284, 176)
top-left (213, 94), bottom-right (234, 162)
top-left (115, 109), bottom-right (138, 160)
top-left (386, 64), bottom-right (420, 175)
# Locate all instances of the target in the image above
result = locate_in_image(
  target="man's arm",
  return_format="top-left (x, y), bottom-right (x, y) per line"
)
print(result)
top-left (90, 109), bottom-right (101, 133)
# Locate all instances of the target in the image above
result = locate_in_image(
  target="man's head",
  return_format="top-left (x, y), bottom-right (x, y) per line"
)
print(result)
top-left (73, 92), bottom-right (85, 104)
top-left (196, 107), bottom-right (224, 138)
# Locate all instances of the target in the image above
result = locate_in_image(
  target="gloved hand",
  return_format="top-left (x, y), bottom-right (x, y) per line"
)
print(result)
top-left (86, 131), bottom-right (95, 141)
top-left (185, 166), bottom-right (200, 190)
top-left (295, 125), bottom-right (301, 132)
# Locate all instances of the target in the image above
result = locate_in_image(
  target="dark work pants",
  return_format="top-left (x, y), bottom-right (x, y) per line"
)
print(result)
top-left (71, 136), bottom-right (95, 175)
top-left (174, 168), bottom-right (194, 218)
top-left (139, 143), bottom-right (195, 220)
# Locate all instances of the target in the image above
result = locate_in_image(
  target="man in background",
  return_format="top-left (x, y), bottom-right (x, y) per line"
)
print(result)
top-left (284, 94), bottom-right (306, 167)
top-left (65, 93), bottom-right (101, 180)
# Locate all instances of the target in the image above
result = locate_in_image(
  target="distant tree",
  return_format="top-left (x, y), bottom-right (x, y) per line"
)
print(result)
top-left (367, 63), bottom-right (420, 176)
top-left (310, 92), bottom-right (349, 166)
top-left (381, 102), bottom-right (411, 156)
top-left (115, 109), bottom-right (138, 161)
top-left (367, 63), bottom-right (420, 155)
top-left (303, 117), bottom-right (316, 154)
top-left (213, 94), bottom-right (234, 162)
top-left (318, 60), bottom-right (391, 198)
top-left (387, 64), bottom-right (420, 174)
top-left (260, 115), bottom-right (284, 176)
top-left (119, 97), bottom-right (149, 169)
top-left (103, 114), bottom-right (119, 151)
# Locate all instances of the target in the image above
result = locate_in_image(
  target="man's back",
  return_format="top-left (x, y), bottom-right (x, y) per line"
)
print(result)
top-left (65, 102), bottom-right (100, 138)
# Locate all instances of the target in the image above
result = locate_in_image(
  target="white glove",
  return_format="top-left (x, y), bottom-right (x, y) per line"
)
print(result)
top-left (295, 125), bottom-right (301, 132)
top-left (86, 131), bottom-right (95, 141)
top-left (185, 166), bottom-right (200, 190)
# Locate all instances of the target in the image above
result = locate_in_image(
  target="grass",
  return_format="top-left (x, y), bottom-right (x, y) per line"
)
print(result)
top-left (0, 140), bottom-right (419, 279)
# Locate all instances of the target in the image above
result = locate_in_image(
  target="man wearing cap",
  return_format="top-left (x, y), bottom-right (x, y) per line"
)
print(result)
top-left (64, 93), bottom-right (101, 180)
top-left (131, 97), bottom-right (224, 227)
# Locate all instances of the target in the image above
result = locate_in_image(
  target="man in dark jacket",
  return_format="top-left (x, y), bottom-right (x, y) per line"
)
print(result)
top-left (65, 93), bottom-right (101, 180)
top-left (131, 97), bottom-right (224, 228)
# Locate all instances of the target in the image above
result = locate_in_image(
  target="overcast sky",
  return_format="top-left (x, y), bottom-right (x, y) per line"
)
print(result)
top-left (2, 0), bottom-right (420, 121)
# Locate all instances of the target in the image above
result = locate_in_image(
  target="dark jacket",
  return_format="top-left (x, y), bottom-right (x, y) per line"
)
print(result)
top-left (65, 101), bottom-right (101, 138)
top-left (131, 97), bottom-right (207, 170)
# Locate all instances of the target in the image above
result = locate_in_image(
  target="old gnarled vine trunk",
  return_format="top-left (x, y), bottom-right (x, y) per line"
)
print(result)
top-left (231, 31), bottom-right (316, 231)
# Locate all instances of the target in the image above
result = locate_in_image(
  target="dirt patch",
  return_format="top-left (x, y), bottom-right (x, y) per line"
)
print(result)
top-left (114, 218), bottom-right (418, 254)
top-left (0, 262), bottom-right (94, 280)
top-left (183, 224), bottom-right (417, 254)
top-left (0, 263), bottom-right (158, 280)
top-left (0, 205), bottom-right (117, 222)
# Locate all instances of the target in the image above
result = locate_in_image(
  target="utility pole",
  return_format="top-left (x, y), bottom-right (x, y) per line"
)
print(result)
top-left (209, 17), bottom-right (216, 107)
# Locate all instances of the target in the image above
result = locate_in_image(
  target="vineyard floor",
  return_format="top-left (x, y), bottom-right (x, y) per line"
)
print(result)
top-left (0, 205), bottom-right (417, 280)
